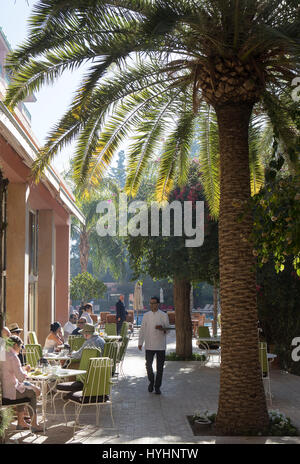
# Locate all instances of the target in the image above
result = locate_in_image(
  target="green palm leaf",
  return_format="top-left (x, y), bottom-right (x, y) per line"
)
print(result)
top-left (197, 104), bottom-right (220, 219)
top-left (156, 106), bottom-right (196, 202)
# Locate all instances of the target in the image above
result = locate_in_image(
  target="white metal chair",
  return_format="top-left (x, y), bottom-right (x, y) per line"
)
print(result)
top-left (115, 336), bottom-right (129, 378)
top-left (197, 327), bottom-right (221, 365)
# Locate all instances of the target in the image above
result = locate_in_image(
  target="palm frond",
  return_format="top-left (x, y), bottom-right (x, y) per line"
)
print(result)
top-left (155, 106), bottom-right (196, 202)
top-left (262, 90), bottom-right (300, 174)
top-left (248, 121), bottom-right (265, 195)
top-left (197, 104), bottom-right (220, 219)
top-left (125, 89), bottom-right (184, 197)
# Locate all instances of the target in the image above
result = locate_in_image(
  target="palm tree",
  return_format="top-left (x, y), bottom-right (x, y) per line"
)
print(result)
top-left (71, 178), bottom-right (129, 279)
top-left (5, 0), bottom-right (300, 435)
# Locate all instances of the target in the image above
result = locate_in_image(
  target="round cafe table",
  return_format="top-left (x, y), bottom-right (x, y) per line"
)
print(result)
top-left (27, 367), bottom-right (86, 434)
top-left (43, 352), bottom-right (72, 368)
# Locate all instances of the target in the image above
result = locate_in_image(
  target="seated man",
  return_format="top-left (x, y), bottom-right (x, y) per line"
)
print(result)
top-left (71, 316), bottom-right (87, 335)
top-left (7, 323), bottom-right (26, 365)
top-left (63, 314), bottom-right (78, 342)
top-left (70, 323), bottom-right (105, 360)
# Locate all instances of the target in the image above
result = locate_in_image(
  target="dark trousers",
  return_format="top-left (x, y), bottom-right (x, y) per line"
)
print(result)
top-left (116, 320), bottom-right (124, 335)
top-left (145, 350), bottom-right (165, 389)
top-left (16, 388), bottom-right (37, 415)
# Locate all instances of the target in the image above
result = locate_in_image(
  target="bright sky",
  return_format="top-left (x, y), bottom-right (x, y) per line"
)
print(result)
top-left (1, 0), bottom-right (91, 174)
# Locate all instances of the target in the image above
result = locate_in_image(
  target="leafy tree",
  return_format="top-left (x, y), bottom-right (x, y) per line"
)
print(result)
top-left (5, 0), bottom-right (300, 434)
top-left (127, 177), bottom-right (219, 358)
top-left (70, 271), bottom-right (106, 303)
top-left (247, 175), bottom-right (300, 274)
top-left (70, 177), bottom-right (130, 281)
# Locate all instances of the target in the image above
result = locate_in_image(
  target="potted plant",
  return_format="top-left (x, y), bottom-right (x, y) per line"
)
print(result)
top-left (192, 410), bottom-right (216, 426)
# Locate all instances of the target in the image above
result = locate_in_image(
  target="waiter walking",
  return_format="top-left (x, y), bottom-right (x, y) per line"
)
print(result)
top-left (138, 296), bottom-right (169, 395)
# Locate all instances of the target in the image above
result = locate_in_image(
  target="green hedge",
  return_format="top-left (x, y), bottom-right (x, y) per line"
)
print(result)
top-left (166, 352), bottom-right (206, 362)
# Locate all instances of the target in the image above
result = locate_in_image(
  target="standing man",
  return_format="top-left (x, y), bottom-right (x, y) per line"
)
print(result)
top-left (116, 295), bottom-right (127, 335)
top-left (138, 296), bottom-right (169, 395)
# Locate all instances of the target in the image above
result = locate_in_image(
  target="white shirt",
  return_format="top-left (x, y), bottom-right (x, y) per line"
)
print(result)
top-left (138, 310), bottom-right (170, 351)
top-left (63, 321), bottom-right (77, 342)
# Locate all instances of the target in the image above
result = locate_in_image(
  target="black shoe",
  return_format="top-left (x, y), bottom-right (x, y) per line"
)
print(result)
top-left (155, 388), bottom-right (161, 395)
top-left (148, 383), bottom-right (154, 393)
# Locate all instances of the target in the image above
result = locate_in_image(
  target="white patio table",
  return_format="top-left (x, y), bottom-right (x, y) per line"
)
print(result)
top-left (27, 367), bottom-right (86, 434)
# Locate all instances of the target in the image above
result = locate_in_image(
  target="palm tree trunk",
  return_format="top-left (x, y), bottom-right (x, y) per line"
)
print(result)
top-left (173, 278), bottom-right (192, 358)
top-left (212, 278), bottom-right (218, 337)
top-left (190, 284), bottom-right (194, 311)
top-left (214, 103), bottom-right (269, 435)
top-left (79, 229), bottom-right (89, 273)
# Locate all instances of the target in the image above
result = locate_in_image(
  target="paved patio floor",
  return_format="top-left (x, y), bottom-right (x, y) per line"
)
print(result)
top-left (5, 330), bottom-right (300, 445)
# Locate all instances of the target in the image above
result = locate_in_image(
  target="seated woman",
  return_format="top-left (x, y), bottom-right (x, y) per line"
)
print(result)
top-left (44, 322), bottom-right (64, 353)
top-left (80, 303), bottom-right (94, 324)
top-left (1, 335), bottom-right (42, 431)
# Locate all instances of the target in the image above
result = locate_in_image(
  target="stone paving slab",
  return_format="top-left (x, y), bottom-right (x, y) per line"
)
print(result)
top-left (5, 329), bottom-right (300, 444)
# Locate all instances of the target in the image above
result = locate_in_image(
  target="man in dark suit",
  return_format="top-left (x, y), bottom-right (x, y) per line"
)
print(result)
top-left (116, 295), bottom-right (127, 335)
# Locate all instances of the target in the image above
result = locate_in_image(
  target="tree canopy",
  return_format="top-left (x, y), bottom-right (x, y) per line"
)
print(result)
top-left (127, 173), bottom-right (219, 285)
top-left (70, 271), bottom-right (107, 302)
top-left (4, 0), bottom-right (300, 197)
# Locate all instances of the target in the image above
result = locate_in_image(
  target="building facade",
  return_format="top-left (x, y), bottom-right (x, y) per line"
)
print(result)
top-left (0, 27), bottom-right (84, 345)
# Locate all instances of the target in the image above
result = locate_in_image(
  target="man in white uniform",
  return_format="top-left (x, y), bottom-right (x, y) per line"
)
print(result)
top-left (138, 296), bottom-right (169, 395)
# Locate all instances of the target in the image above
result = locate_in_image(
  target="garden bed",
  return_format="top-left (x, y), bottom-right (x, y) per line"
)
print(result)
top-left (165, 352), bottom-right (206, 362)
top-left (187, 410), bottom-right (299, 436)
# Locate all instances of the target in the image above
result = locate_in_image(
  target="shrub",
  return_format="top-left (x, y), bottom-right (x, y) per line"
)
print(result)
top-left (257, 258), bottom-right (300, 375)
top-left (268, 410), bottom-right (298, 436)
top-left (191, 409), bottom-right (298, 436)
top-left (0, 408), bottom-right (13, 441)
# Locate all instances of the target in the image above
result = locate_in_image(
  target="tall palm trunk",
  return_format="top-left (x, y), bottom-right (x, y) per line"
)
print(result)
top-left (190, 284), bottom-right (194, 311)
top-left (79, 229), bottom-right (89, 273)
top-left (212, 277), bottom-right (218, 337)
top-left (173, 278), bottom-right (192, 358)
top-left (214, 103), bottom-right (269, 435)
